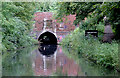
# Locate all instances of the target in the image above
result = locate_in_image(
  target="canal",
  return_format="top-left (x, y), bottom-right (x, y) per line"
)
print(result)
top-left (2, 44), bottom-right (120, 76)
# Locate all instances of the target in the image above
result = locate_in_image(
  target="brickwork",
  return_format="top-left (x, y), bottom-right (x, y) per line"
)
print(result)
top-left (33, 12), bottom-right (76, 32)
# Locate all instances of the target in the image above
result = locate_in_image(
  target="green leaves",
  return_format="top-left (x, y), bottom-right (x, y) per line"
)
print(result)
top-left (56, 2), bottom-right (98, 24)
top-left (34, 2), bottom-right (57, 12)
top-left (2, 2), bottom-right (35, 51)
top-left (61, 28), bottom-right (118, 70)
top-left (56, 2), bottom-right (120, 39)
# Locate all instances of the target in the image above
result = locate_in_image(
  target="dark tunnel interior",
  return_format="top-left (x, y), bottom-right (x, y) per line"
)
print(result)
top-left (38, 31), bottom-right (57, 45)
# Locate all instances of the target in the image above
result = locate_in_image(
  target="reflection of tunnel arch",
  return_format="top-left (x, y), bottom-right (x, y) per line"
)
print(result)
top-left (38, 31), bottom-right (57, 44)
top-left (38, 44), bottom-right (57, 57)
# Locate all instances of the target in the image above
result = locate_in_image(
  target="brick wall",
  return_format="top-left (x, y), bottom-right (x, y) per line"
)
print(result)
top-left (33, 12), bottom-right (76, 32)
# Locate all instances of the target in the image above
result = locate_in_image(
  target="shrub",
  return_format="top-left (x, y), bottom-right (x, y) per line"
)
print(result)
top-left (2, 2), bottom-right (35, 51)
top-left (61, 28), bottom-right (119, 70)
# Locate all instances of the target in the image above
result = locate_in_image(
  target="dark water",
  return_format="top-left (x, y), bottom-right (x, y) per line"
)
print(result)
top-left (2, 44), bottom-right (120, 76)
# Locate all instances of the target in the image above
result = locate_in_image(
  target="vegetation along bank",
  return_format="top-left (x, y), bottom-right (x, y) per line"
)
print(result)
top-left (58, 2), bottom-right (120, 72)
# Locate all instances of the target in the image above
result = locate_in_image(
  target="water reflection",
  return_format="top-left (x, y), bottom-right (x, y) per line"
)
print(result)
top-left (2, 45), bottom-right (120, 76)
top-left (38, 44), bottom-right (57, 57)
top-left (2, 47), bottom-right (35, 76)
top-left (33, 44), bottom-right (82, 76)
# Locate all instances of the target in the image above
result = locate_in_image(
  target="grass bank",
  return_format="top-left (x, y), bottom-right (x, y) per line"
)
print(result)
top-left (61, 27), bottom-right (120, 72)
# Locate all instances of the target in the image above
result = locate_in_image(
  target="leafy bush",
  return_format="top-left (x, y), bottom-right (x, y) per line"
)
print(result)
top-left (2, 2), bottom-right (36, 51)
top-left (79, 15), bottom-right (105, 33)
top-left (61, 28), bottom-right (119, 71)
top-left (56, 2), bottom-right (120, 39)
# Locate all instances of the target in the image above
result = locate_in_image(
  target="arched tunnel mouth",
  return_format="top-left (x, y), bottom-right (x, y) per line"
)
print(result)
top-left (38, 31), bottom-right (57, 45)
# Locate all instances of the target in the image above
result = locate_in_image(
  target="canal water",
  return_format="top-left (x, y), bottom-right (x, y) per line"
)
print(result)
top-left (2, 44), bottom-right (120, 76)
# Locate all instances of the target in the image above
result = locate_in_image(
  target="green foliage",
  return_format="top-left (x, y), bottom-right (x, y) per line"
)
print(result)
top-left (0, 2), bottom-right (2, 77)
top-left (0, 2), bottom-right (2, 51)
top-left (2, 46), bottom-right (37, 76)
top-left (80, 16), bottom-right (105, 34)
top-left (2, 2), bottom-right (35, 51)
top-left (62, 46), bottom-right (119, 76)
top-left (13, 2), bottom-right (35, 30)
top-left (56, 2), bottom-right (102, 24)
top-left (61, 28), bottom-right (119, 71)
top-left (34, 2), bottom-right (57, 12)
top-left (56, 2), bottom-right (120, 39)
top-left (59, 2), bottom-right (120, 71)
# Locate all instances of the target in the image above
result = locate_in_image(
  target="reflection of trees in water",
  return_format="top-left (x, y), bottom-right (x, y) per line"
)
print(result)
top-left (62, 47), bottom-right (120, 76)
top-left (2, 47), bottom-right (35, 76)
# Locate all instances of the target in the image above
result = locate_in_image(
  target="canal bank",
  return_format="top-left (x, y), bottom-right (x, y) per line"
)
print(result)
top-left (61, 46), bottom-right (120, 76)
top-left (61, 28), bottom-right (120, 73)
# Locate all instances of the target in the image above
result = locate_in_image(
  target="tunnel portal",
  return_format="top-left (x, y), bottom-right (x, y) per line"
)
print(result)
top-left (38, 31), bottom-right (57, 45)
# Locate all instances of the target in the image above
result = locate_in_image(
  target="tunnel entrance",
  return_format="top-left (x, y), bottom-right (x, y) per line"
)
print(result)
top-left (38, 31), bottom-right (57, 44)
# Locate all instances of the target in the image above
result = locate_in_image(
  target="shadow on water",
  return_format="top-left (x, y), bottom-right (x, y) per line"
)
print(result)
top-left (38, 44), bottom-right (57, 57)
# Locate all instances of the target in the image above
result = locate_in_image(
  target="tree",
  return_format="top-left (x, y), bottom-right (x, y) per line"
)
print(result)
top-left (2, 2), bottom-right (35, 51)
top-left (34, 2), bottom-right (57, 12)
top-left (56, 2), bottom-right (120, 39)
